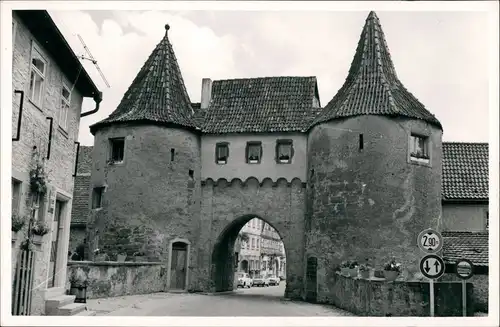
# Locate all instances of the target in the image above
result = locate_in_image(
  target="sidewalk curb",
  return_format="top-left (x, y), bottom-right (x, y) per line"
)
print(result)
top-left (198, 290), bottom-right (242, 296)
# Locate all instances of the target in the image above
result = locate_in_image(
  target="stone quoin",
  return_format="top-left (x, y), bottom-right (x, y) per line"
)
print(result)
top-left (86, 11), bottom-right (443, 302)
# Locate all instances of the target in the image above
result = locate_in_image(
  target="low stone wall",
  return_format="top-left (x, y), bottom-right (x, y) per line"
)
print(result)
top-left (441, 273), bottom-right (488, 312)
top-left (324, 273), bottom-right (474, 316)
top-left (66, 261), bottom-right (166, 299)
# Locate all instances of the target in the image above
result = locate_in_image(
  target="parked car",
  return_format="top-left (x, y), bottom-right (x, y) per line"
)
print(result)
top-left (252, 275), bottom-right (269, 287)
top-left (237, 273), bottom-right (253, 288)
top-left (268, 275), bottom-right (280, 286)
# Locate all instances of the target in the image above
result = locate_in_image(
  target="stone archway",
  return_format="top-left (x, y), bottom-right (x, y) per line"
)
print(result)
top-left (200, 178), bottom-right (307, 299)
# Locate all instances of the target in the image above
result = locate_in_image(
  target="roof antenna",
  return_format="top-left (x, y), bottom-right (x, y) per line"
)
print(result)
top-left (77, 34), bottom-right (110, 88)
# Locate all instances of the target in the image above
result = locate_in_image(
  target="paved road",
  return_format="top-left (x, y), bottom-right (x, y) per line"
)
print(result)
top-left (92, 283), bottom-right (354, 316)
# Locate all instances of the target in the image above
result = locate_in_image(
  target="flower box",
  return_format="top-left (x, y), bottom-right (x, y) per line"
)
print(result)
top-left (383, 270), bottom-right (399, 281)
top-left (32, 234), bottom-right (44, 245)
top-left (360, 270), bottom-right (370, 279)
top-left (348, 268), bottom-right (359, 278)
top-left (134, 256), bottom-right (146, 262)
top-left (340, 267), bottom-right (349, 277)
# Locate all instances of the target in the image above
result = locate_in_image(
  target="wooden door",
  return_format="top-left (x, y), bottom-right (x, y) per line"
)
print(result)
top-left (48, 200), bottom-right (63, 288)
top-left (170, 242), bottom-right (187, 290)
top-left (305, 257), bottom-right (318, 303)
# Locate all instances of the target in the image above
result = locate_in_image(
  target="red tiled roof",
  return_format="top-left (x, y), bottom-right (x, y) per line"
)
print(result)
top-left (201, 77), bottom-right (321, 133)
top-left (90, 24), bottom-right (197, 135)
top-left (442, 142), bottom-right (489, 201)
top-left (311, 11), bottom-right (442, 130)
top-left (442, 231), bottom-right (489, 267)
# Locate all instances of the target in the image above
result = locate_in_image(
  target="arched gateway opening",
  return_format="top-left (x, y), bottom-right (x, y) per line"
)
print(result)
top-left (211, 215), bottom-right (287, 297)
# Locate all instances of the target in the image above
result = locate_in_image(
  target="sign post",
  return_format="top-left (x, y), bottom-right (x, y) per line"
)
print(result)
top-left (417, 229), bottom-right (444, 317)
top-left (417, 229), bottom-right (443, 254)
top-left (455, 258), bottom-right (474, 317)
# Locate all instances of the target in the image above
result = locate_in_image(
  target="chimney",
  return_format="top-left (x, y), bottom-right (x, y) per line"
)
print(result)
top-left (200, 78), bottom-right (213, 110)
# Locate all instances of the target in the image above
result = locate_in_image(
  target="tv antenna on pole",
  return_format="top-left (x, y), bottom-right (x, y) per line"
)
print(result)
top-left (77, 34), bottom-right (110, 88)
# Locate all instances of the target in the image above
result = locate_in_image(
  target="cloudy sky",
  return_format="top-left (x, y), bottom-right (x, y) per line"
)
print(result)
top-left (46, 7), bottom-right (491, 146)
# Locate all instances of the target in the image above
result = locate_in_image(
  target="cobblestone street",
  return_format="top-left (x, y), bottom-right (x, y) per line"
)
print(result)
top-left (86, 283), bottom-right (355, 316)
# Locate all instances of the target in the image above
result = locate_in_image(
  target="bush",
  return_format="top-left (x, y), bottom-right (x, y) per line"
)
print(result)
top-left (69, 269), bottom-right (88, 287)
top-left (340, 260), bottom-right (351, 268)
top-left (12, 214), bottom-right (26, 232)
top-left (383, 258), bottom-right (402, 273)
top-left (349, 261), bottom-right (359, 269)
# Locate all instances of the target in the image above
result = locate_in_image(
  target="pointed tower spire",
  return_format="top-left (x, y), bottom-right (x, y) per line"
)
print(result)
top-left (90, 24), bottom-right (197, 134)
top-left (312, 11), bottom-right (442, 129)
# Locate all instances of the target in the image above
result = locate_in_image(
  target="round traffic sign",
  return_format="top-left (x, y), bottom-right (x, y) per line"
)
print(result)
top-left (455, 259), bottom-right (474, 280)
top-left (417, 229), bottom-right (443, 254)
top-left (419, 254), bottom-right (446, 279)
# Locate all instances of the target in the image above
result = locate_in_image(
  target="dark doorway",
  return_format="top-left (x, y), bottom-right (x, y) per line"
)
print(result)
top-left (305, 256), bottom-right (318, 302)
top-left (170, 242), bottom-right (188, 290)
top-left (241, 260), bottom-right (249, 273)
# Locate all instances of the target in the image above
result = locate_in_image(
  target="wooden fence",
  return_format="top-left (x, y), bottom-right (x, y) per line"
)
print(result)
top-left (12, 249), bottom-right (35, 315)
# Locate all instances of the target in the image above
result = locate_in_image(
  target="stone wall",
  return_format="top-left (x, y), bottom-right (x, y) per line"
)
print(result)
top-left (69, 226), bottom-right (86, 254)
top-left (441, 273), bottom-right (488, 312)
top-left (328, 273), bottom-right (474, 317)
top-left (66, 261), bottom-right (166, 299)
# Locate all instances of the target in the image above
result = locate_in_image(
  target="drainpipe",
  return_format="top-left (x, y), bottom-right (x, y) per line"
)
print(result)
top-left (80, 91), bottom-right (103, 117)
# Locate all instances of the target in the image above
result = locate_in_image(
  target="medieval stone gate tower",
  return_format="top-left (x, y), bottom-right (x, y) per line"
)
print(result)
top-left (87, 12), bottom-right (442, 302)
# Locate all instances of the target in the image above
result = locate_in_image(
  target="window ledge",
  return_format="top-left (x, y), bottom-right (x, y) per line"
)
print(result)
top-left (410, 157), bottom-right (431, 167)
top-left (91, 207), bottom-right (102, 211)
top-left (28, 98), bottom-right (43, 112)
top-left (58, 125), bottom-right (69, 139)
top-left (277, 159), bottom-right (292, 164)
top-left (248, 160), bottom-right (260, 164)
top-left (107, 161), bottom-right (124, 166)
top-left (216, 160), bottom-right (227, 165)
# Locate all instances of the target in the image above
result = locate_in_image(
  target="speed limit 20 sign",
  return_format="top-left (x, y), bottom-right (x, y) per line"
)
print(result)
top-left (417, 228), bottom-right (443, 254)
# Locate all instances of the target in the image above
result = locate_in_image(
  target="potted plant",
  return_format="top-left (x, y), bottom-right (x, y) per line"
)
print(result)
top-left (19, 239), bottom-right (34, 252)
top-left (12, 214), bottom-right (26, 242)
top-left (359, 264), bottom-right (370, 279)
top-left (133, 251), bottom-right (146, 262)
top-left (29, 156), bottom-right (48, 196)
top-left (340, 260), bottom-right (351, 276)
top-left (69, 268), bottom-right (88, 303)
top-left (383, 258), bottom-right (402, 282)
top-left (348, 261), bottom-right (359, 277)
top-left (117, 253), bottom-right (127, 262)
top-left (93, 249), bottom-right (109, 262)
top-left (30, 220), bottom-right (50, 244)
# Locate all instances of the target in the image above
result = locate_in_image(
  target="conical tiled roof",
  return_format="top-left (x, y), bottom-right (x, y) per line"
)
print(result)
top-left (90, 24), bottom-right (197, 135)
top-left (311, 11), bottom-right (442, 130)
